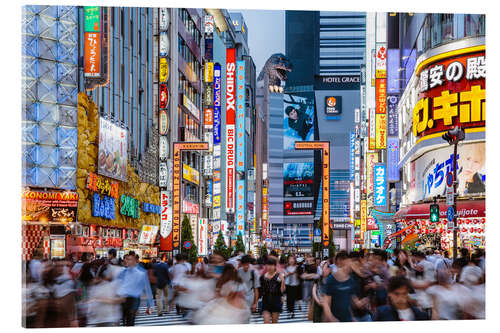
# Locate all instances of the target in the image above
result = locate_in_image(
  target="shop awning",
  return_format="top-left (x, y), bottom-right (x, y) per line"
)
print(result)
top-left (394, 199), bottom-right (485, 220)
top-left (67, 246), bottom-right (94, 254)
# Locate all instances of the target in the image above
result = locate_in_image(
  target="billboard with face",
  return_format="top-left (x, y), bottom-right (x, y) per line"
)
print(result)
top-left (407, 142), bottom-right (485, 203)
top-left (283, 94), bottom-right (315, 150)
top-left (283, 162), bottom-right (314, 197)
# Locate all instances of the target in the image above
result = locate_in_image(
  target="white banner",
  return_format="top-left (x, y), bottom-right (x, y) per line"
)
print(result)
top-left (159, 162), bottom-right (168, 187)
top-left (159, 8), bottom-right (170, 30)
top-left (198, 218), bottom-right (208, 255)
top-left (159, 136), bottom-right (169, 160)
top-left (160, 191), bottom-right (173, 238)
top-left (160, 31), bottom-right (169, 57)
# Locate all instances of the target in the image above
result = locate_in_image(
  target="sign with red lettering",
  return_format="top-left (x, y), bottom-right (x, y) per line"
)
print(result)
top-left (22, 189), bottom-right (78, 223)
top-left (225, 48), bottom-right (236, 212)
top-left (160, 84), bottom-right (169, 109)
top-left (413, 48), bottom-right (485, 139)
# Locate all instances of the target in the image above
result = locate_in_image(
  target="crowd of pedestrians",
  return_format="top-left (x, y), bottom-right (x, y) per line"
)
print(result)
top-left (22, 246), bottom-right (485, 327)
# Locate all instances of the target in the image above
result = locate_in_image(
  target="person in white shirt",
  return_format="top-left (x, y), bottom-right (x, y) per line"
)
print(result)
top-left (284, 255), bottom-right (300, 318)
top-left (237, 255), bottom-right (260, 312)
top-left (427, 269), bottom-right (468, 320)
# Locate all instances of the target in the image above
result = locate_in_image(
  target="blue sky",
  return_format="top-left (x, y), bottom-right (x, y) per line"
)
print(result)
top-left (236, 9), bottom-right (285, 76)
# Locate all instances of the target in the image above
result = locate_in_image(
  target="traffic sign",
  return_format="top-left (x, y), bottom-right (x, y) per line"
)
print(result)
top-left (446, 188), bottom-right (454, 206)
top-left (447, 206), bottom-right (455, 222)
top-left (314, 228), bottom-right (321, 237)
top-left (323, 248), bottom-right (329, 258)
top-left (183, 240), bottom-right (192, 249)
top-left (446, 172), bottom-right (454, 187)
top-left (313, 236), bottom-right (321, 243)
top-left (447, 221), bottom-right (454, 230)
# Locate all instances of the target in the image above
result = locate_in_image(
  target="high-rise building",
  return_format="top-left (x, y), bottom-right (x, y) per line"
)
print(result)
top-left (282, 10), bottom-right (365, 251)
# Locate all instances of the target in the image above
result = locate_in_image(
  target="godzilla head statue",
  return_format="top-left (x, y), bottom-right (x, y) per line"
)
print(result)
top-left (257, 53), bottom-right (293, 93)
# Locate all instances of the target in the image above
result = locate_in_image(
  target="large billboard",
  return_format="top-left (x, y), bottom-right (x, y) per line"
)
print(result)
top-left (225, 48), bottom-right (236, 212)
top-left (283, 94), bottom-right (314, 150)
top-left (22, 190), bottom-right (78, 223)
top-left (213, 63), bottom-right (222, 144)
top-left (98, 117), bottom-right (128, 181)
top-left (236, 60), bottom-right (246, 172)
top-left (413, 48), bottom-right (485, 139)
top-left (283, 162), bottom-right (314, 197)
top-left (284, 200), bottom-right (314, 216)
top-left (407, 142), bottom-right (485, 203)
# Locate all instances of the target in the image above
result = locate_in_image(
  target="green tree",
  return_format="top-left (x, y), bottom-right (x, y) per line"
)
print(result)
top-left (260, 243), bottom-right (268, 257)
top-left (235, 234), bottom-right (246, 255)
top-left (180, 214), bottom-right (198, 264)
top-left (214, 232), bottom-right (230, 259)
top-left (329, 228), bottom-right (337, 259)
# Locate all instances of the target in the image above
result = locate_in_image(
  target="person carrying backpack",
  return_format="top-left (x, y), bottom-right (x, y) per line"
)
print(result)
top-left (237, 255), bottom-right (261, 313)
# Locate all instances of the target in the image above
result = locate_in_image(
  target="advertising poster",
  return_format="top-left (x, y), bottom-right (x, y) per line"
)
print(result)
top-left (213, 63), bottom-right (222, 144)
top-left (283, 94), bottom-right (315, 150)
top-left (414, 49), bottom-right (485, 139)
top-left (284, 200), bottom-right (314, 216)
top-left (387, 137), bottom-right (400, 182)
top-left (198, 218), bottom-right (208, 256)
top-left (22, 190), bottom-right (78, 223)
top-left (182, 164), bottom-right (200, 185)
top-left (236, 60), bottom-right (246, 172)
top-left (236, 179), bottom-right (245, 236)
top-left (84, 32), bottom-right (100, 77)
top-left (374, 163), bottom-right (387, 209)
top-left (98, 117), bottom-right (128, 181)
top-left (407, 142), bottom-right (485, 202)
top-left (139, 225), bottom-right (159, 244)
top-left (226, 48), bottom-right (236, 212)
top-left (206, 179), bottom-right (213, 206)
top-left (283, 162), bottom-right (314, 197)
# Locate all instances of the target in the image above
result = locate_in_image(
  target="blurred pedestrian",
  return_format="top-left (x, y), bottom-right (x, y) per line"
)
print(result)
top-left (259, 257), bottom-right (285, 323)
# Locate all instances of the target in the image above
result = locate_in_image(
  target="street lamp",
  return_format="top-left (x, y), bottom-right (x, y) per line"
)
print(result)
top-left (441, 126), bottom-right (465, 260)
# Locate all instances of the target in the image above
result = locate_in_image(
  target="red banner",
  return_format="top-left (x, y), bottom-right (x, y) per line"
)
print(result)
top-left (84, 32), bottom-right (100, 77)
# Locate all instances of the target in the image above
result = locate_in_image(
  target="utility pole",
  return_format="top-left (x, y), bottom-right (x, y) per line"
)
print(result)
top-left (442, 126), bottom-right (465, 260)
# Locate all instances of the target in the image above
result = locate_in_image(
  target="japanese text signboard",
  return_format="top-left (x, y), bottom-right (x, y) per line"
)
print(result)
top-left (213, 64), bottom-right (222, 144)
top-left (172, 143), bottom-right (208, 251)
top-left (84, 32), bottom-right (100, 77)
top-left (376, 44), bottom-right (387, 79)
top-left (413, 47), bottom-right (485, 139)
top-left (374, 163), bottom-right (387, 209)
top-left (84, 6), bottom-right (100, 32)
top-left (295, 141), bottom-right (330, 247)
top-left (387, 137), bottom-right (400, 182)
top-left (236, 179), bottom-right (245, 236)
top-left (366, 152), bottom-right (379, 207)
top-left (375, 113), bottom-right (387, 149)
top-left (236, 61), bottom-right (246, 172)
top-left (368, 108), bottom-right (376, 150)
top-left (387, 95), bottom-right (399, 137)
top-left (226, 49), bottom-right (236, 212)
top-left (160, 191), bottom-right (173, 250)
top-left (198, 218), bottom-right (208, 255)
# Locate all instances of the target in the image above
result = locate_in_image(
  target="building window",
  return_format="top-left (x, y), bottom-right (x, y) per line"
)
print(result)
top-left (465, 14), bottom-right (485, 37)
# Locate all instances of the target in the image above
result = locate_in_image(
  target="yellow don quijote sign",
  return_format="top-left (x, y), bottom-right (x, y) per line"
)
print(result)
top-left (412, 47), bottom-right (485, 140)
